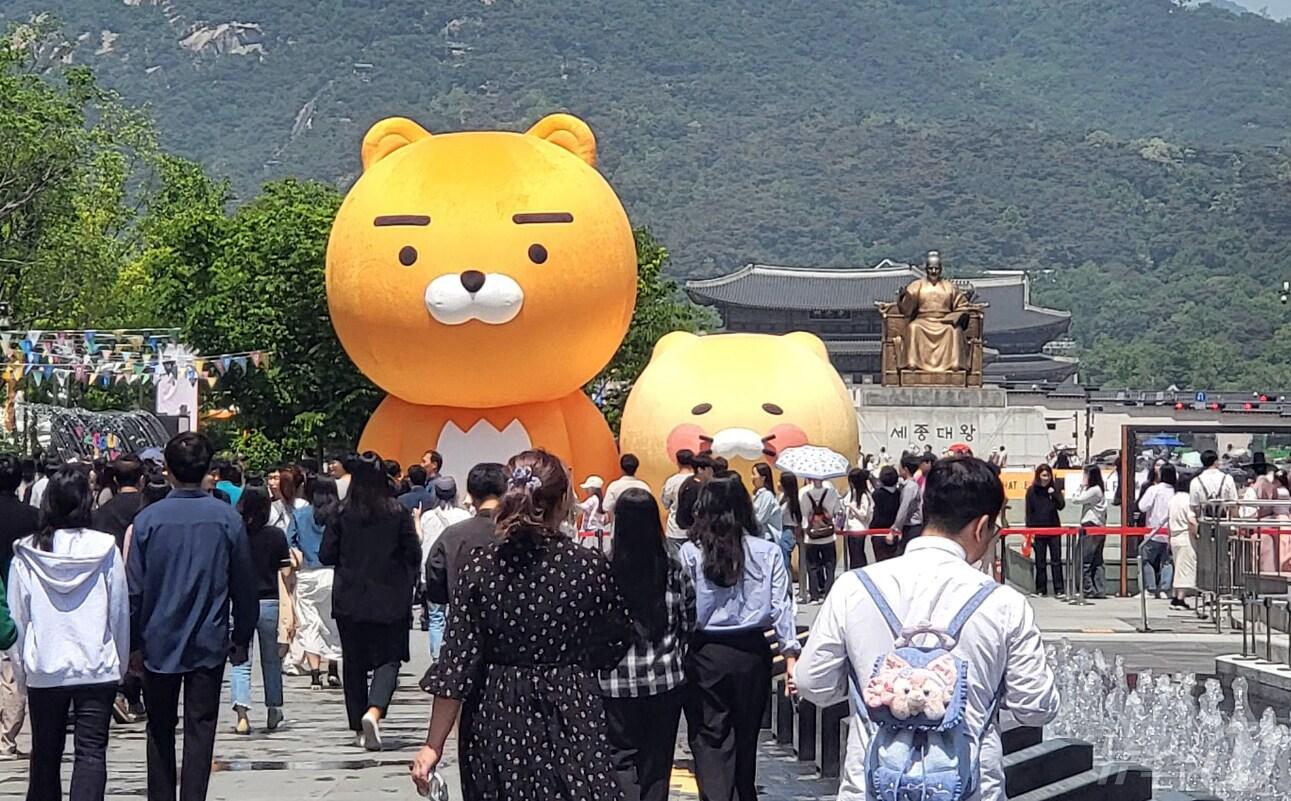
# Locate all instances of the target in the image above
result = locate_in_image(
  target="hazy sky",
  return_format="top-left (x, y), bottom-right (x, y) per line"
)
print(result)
top-left (1231, 0), bottom-right (1291, 19)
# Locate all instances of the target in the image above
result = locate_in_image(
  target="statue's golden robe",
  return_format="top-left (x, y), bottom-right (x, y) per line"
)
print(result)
top-left (895, 278), bottom-right (972, 372)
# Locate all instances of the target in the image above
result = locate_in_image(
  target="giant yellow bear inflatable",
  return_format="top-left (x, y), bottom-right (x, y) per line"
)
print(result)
top-left (326, 114), bottom-right (637, 487)
top-left (619, 332), bottom-right (860, 494)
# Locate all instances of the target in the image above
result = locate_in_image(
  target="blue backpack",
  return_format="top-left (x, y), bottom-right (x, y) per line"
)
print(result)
top-left (850, 571), bottom-right (1002, 801)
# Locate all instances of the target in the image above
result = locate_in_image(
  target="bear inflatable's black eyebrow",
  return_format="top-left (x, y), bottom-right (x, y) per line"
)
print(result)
top-left (512, 212), bottom-right (574, 224)
top-left (373, 215), bottom-right (431, 226)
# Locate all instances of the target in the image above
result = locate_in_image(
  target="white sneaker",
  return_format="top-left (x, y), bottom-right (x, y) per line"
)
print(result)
top-left (361, 711), bottom-right (382, 751)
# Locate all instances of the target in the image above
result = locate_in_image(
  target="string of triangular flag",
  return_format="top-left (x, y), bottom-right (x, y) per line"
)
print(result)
top-left (2, 346), bottom-right (272, 390)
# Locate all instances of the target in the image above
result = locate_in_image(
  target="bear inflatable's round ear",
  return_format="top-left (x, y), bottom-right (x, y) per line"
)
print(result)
top-left (526, 113), bottom-right (598, 167)
top-left (784, 331), bottom-right (830, 362)
top-left (361, 117), bottom-right (432, 171)
top-left (651, 331), bottom-right (699, 359)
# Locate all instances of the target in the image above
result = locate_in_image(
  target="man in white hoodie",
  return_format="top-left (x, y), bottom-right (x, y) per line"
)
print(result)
top-left (8, 465), bottom-right (129, 801)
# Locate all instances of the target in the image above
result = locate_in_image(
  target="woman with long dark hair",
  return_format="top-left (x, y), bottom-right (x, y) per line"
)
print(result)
top-left (411, 450), bottom-right (631, 800)
top-left (229, 484), bottom-right (293, 734)
top-left (291, 475), bottom-right (343, 689)
top-left (1025, 463), bottom-right (1065, 597)
top-left (9, 466), bottom-right (128, 801)
top-left (749, 463), bottom-right (782, 542)
top-left (1137, 462), bottom-right (1176, 599)
top-left (776, 471), bottom-right (802, 576)
top-left (320, 452), bottom-right (420, 750)
top-left (843, 467), bottom-right (874, 569)
top-left (679, 474), bottom-right (797, 801)
top-left (1071, 464), bottom-right (1108, 598)
top-left (599, 489), bottom-right (696, 801)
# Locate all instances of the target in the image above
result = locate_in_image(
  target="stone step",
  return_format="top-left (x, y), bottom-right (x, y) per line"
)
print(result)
top-left (1002, 724), bottom-right (1045, 754)
top-left (793, 698), bottom-right (817, 762)
top-left (813, 701), bottom-right (849, 778)
top-left (1003, 738), bottom-right (1094, 797)
top-left (1009, 761), bottom-right (1153, 801)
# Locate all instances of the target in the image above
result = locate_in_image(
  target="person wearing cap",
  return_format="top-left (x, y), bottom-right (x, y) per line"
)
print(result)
top-left (578, 475), bottom-right (611, 552)
top-left (417, 477), bottom-right (469, 662)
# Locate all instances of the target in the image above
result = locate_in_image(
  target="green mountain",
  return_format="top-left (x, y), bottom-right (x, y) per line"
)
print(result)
top-left (6, 0), bottom-right (1291, 386)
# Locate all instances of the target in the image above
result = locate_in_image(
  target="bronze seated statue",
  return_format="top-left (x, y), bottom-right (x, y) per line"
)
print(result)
top-left (877, 251), bottom-right (985, 387)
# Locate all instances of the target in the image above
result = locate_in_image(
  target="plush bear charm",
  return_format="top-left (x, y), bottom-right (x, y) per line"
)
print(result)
top-left (863, 653), bottom-right (957, 722)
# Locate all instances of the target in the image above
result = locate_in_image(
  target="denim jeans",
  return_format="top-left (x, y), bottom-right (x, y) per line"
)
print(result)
top-left (778, 527), bottom-right (797, 577)
top-left (427, 603), bottom-right (446, 659)
top-left (1140, 538), bottom-right (1174, 594)
top-left (1081, 532), bottom-right (1107, 597)
top-left (230, 599), bottom-right (283, 710)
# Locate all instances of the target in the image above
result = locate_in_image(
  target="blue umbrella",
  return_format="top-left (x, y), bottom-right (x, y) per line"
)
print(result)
top-left (1142, 435), bottom-right (1184, 448)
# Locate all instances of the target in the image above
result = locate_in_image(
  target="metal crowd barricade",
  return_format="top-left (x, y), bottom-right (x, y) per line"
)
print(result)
top-left (1200, 499), bottom-right (1291, 639)
top-left (999, 527), bottom-right (1078, 599)
top-left (839, 529), bottom-right (894, 572)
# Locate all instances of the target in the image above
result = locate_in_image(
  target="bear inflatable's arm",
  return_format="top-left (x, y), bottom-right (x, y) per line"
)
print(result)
top-left (557, 390), bottom-right (621, 490)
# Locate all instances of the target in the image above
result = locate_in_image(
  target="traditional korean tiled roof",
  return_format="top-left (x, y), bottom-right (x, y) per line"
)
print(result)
top-left (686, 263), bottom-right (1071, 336)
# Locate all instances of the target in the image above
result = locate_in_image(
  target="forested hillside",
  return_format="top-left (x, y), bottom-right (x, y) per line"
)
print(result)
top-left (5, 0), bottom-right (1291, 387)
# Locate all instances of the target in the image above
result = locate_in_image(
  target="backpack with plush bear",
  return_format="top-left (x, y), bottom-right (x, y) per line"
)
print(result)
top-left (849, 571), bottom-right (1002, 801)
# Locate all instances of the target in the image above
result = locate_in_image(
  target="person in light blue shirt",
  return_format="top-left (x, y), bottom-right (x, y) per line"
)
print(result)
top-left (750, 463), bottom-right (783, 542)
top-left (678, 473), bottom-right (798, 801)
top-left (213, 460), bottom-right (244, 507)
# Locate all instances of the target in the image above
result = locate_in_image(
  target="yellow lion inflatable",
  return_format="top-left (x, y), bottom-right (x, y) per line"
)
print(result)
top-left (326, 114), bottom-right (637, 486)
top-left (619, 331), bottom-right (859, 493)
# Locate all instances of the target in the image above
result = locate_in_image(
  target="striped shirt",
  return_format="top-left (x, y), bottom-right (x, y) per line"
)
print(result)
top-left (599, 556), bottom-right (697, 698)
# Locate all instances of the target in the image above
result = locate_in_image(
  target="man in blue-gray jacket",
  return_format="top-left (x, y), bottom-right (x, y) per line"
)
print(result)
top-left (127, 432), bottom-right (257, 801)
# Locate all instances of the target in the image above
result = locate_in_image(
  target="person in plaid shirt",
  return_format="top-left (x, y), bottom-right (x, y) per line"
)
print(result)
top-left (599, 488), bottom-right (697, 801)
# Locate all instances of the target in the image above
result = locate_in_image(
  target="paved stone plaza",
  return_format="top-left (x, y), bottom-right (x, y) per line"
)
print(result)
top-left (0, 634), bottom-right (840, 800)
top-left (0, 597), bottom-right (1246, 800)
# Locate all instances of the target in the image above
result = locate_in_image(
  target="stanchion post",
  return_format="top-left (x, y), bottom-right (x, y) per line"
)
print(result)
top-left (1070, 530), bottom-right (1087, 606)
top-left (1265, 596), bottom-right (1273, 661)
top-left (1241, 594), bottom-right (1250, 657)
top-left (1138, 551), bottom-right (1151, 633)
top-left (1215, 519), bottom-right (1225, 635)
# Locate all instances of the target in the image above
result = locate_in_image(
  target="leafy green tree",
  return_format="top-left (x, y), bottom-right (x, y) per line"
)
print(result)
top-left (136, 178), bottom-right (379, 455)
top-left (0, 19), bottom-right (156, 328)
top-left (588, 228), bottom-right (715, 431)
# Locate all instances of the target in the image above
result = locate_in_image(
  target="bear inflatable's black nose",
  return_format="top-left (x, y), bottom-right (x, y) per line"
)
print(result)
top-left (460, 270), bottom-right (486, 294)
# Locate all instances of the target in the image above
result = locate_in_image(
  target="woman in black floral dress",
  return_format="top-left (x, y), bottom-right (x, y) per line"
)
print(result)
top-left (411, 449), bottom-right (632, 801)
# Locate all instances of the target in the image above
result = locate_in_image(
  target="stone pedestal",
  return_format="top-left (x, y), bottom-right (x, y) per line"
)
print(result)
top-left (854, 385), bottom-right (1053, 463)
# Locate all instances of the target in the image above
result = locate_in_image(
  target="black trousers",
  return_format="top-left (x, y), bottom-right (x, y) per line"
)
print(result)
top-left (27, 682), bottom-right (116, 801)
top-left (336, 617), bottom-right (403, 731)
top-left (898, 524), bottom-right (923, 555)
top-left (1033, 535), bottom-right (1064, 595)
top-left (804, 543), bottom-right (836, 600)
top-left (685, 630), bottom-right (772, 801)
top-left (871, 531), bottom-right (900, 562)
top-left (143, 665), bottom-right (223, 801)
top-left (1081, 532), bottom-right (1106, 597)
top-left (844, 535), bottom-right (868, 570)
top-left (605, 686), bottom-right (685, 801)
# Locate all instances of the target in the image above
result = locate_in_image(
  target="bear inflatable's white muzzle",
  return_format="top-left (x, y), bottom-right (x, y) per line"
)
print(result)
top-left (424, 273), bottom-right (524, 325)
top-left (709, 427), bottom-right (767, 461)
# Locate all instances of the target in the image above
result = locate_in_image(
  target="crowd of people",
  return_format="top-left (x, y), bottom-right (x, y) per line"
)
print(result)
top-left (0, 432), bottom-right (1068, 801)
